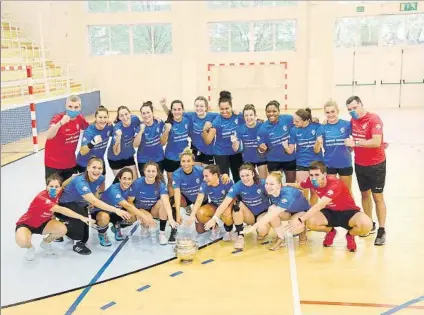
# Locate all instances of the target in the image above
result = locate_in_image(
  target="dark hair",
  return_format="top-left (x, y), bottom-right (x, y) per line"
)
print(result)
top-left (243, 104), bottom-right (256, 116)
top-left (115, 105), bottom-right (131, 124)
top-left (143, 161), bottom-right (165, 186)
top-left (140, 101), bottom-right (153, 114)
top-left (346, 96), bottom-right (362, 106)
top-left (204, 164), bottom-right (221, 177)
top-left (112, 167), bottom-right (134, 185)
top-left (165, 100), bottom-right (184, 124)
top-left (95, 105), bottom-right (109, 117)
top-left (218, 90), bottom-right (232, 107)
top-left (194, 96), bottom-right (209, 111)
top-left (239, 163), bottom-right (261, 185)
top-left (265, 100), bottom-right (280, 112)
top-left (46, 173), bottom-right (63, 186)
top-left (85, 157), bottom-right (104, 181)
top-left (309, 161), bottom-right (327, 174)
top-left (295, 108), bottom-right (312, 122)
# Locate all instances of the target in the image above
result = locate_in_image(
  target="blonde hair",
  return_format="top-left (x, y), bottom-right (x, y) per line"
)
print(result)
top-left (179, 147), bottom-right (195, 161)
top-left (324, 100), bottom-right (339, 113)
top-left (268, 171), bottom-right (286, 185)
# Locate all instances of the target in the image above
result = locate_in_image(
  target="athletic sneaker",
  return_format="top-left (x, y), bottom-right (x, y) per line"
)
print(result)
top-left (374, 228), bottom-right (386, 246)
top-left (25, 247), bottom-right (36, 261)
top-left (168, 228), bottom-right (178, 244)
top-left (268, 237), bottom-right (285, 251)
top-left (159, 231), bottom-right (168, 245)
top-left (111, 225), bottom-right (124, 241)
top-left (222, 231), bottom-right (232, 242)
top-left (323, 228), bottom-right (337, 247)
top-left (40, 240), bottom-right (55, 255)
top-left (54, 237), bottom-right (64, 242)
top-left (346, 233), bottom-right (357, 252)
top-left (234, 235), bottom-right (245, 250)
top-left (210, 227), bottom-right (220, 241)
top-left (140, 226), bottom-right (149, 237)
top-left (73, 242), bottom-right (91, 255)
top-left (98, 233), bottom-right (112, 247)
top-left (360, 221), bottom-right (376, 237)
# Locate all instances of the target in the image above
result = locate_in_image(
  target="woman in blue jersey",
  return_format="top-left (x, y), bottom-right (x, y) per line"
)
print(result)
top-left (91, 167), bottom-right (156, 247)
top-left (205, 163), bottom-right (270, 251)
top-left (57, 157), bottom-right (130, 255)
top-left (186, 164), bottom-right (234, 241)
top-left (242, 171), bottom-right (310, 250)
top-left (232, 104), bottom-right (267, 179)
top-left (257, 100), bottom-right (296, 183)
top-left (107, 106), bottom-right (140, 178)
top-left (160, 100), bottom-right (191, 195)
top-left (129, 162), bottom-right (177, 246)
top-left (203, 91), bottom-right (244, 182)
top-left (316, 100), bottom-right (353, 192)
top-left (134, 101), bottom-right (165, 177)
top-left (283, 108), bottom-right (322, 204)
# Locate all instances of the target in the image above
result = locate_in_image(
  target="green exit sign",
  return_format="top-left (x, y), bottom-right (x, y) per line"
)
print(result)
top-left (400, 2), bottom-right (417, 11)
top-left (357, 6), bottom-right (365, 12)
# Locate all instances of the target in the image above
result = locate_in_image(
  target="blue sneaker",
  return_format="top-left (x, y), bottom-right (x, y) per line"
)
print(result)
top-left (111, 225), bottom-right (124, 241)
top-left (98, 233), bottom-right (112, 247)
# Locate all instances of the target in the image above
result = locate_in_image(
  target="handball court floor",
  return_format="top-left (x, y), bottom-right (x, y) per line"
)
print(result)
top-left (1, 108), bottom-right (424, 315)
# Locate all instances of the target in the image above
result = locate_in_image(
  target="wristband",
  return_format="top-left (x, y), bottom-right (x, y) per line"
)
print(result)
top-left (87, 142), bottom-right (95, 149)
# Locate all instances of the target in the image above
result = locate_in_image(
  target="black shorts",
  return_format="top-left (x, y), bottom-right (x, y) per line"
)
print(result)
top-left (90, 210), bottom-right (131, 227)
top-left (248, 161), bottom-right (267, 168)
top-left (76, 163), bottom-right (106, 176)
top-left (57, 201), bottom-right (89, 241)
top-left (355, 160), bottom-right (386, 193)
top-left (267, 160), bottom-right (297, 172)
top-left (138, 160), bottom-right (165, 177)
top-left (321, 208), bottom-right (359, 230)
top-left (45, 166), bottom-right (78, 182)
top-left (15, 221), bottom-right (50, 234)
top-left (108, 156), bottom-right (136, 170)
top-left (327, 166), bottom-right (353, 177)
top-left (170, 194), bottom-right (207, 207)
top-left (192, 146), bottom-right (214, 165)
top-left (253, 209), bottom-right (268, 221)
top-left (163, 158), bottom-right (181, 173)
top-left (296, 165), bottom-right (310, 171)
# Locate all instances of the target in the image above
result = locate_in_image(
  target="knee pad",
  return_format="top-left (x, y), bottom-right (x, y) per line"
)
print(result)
top-left (232, 199), bottom-right (241, 212)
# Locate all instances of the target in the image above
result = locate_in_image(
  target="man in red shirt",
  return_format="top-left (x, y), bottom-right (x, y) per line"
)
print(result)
top-left (344, 96), bottom-right (387, 246)
top-left (44, 95), bottom-right (90, 182)
top-left (286, 161), bottom-right (372, 252)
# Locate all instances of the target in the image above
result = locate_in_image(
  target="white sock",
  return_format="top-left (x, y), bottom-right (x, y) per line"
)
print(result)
top-left (274, 225), bottom-right (285, 239)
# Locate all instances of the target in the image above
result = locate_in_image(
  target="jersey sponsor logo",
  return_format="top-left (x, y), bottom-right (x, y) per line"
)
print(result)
top-left (327, 190), bottom-right (334, 196)
top-left (235, 119), bottom-right (238, 124)
top-left (45, 199), bottom-right (51, 205)
top-left (257, 189), bottom-right (261, 194)
top-left (311, 130), bottom-right (316, 136)
top-left (283, 125), bottom-right (288, 131)
top-left (82, 186), bottom-right (89, 192)
top-left (116, 193), bottom-right (121, 199)
top-left (340, 127), bottom-right (345, 133)
top-left (281, 198), bottom-right (288, 204)
top-left (196, 178), bottom-right (200, 184)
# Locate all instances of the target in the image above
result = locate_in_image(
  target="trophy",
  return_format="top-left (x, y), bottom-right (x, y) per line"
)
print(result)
top-left (174, 237), bottom-right (199, 264)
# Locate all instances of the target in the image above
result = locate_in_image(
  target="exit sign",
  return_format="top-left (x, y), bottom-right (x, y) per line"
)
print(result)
top-left (357, 6), bottom-right (365, 12)
top-left (400, 2), bottom-right (417, 11)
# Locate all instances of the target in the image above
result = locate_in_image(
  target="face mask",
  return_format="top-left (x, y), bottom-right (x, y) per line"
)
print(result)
top-left (48, 187), bottom-right (57, 198)
top-left (311, 178), bottom-right (320, 188)
top-left (66, 109), bottom-right (81, 118)
top-left (349, 110), bottom-right (359, 120)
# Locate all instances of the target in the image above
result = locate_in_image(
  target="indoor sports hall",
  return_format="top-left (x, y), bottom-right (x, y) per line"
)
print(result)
top-left (1, 1), bottom-right (423, 315)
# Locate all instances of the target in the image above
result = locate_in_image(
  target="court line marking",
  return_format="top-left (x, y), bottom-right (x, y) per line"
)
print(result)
top-left (100, 301), bottom-right (116, 311)
top-left (170, 271), bottom-right (183, 277)
top-left (287, 232), bottom-right (302, 315)
top-left (380, 295), bottom-right (424, 314)
top-left (1, 148), bottom-right (45, 167)
top-left (137, 285), bottom-right (151, 292)
top-left (201, 259), bottom-right (214, 264)
top-left (64, 223), bottom-right (140, 315)
top-left (300, 300), bottom-right (424, 310)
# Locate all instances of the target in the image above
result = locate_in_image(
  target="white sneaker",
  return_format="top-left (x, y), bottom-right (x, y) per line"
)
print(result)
top-left (25, 247), bottom-right (36, 261)
top-left (223, 232), bottom-right (232, 242)
top-left (159, 231), bottom-right (168, 245)
top-left (40, 240), bottom-right (55, 255)
top-left (140, 226), bottom-right (149, 237)
top-left (210, 227), bottom-right (220, 241)
top-left (234, 235), bottom-right (245, 250)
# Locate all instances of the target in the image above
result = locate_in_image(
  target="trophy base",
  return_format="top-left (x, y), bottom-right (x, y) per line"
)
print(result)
top-left (179, 258), bottom-right (194, 264)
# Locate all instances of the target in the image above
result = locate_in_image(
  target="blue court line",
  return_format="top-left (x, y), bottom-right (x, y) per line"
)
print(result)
top-left (170, 271), bottom-right (183, 277)
top-left (137, 285), bottom-right (151, 292)
top-left (201, 259), bottom-right (215, 265)
top-left (380, 295), bottom-right (424, 315)
top-left (232, 249), bottom-right (243, 254)
top-left (64, 223), bottom-right (140, 315)
top-left (100, 301), bottom-right (116, 311)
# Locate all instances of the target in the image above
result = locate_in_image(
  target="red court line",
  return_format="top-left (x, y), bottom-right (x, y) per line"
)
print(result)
top-left (300, 300), bottom-right (424, 310)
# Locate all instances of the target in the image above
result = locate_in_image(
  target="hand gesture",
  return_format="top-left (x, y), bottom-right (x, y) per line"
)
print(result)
top-left (169, 219), bottom-right (179, 229)
top-left (258, 143), bottom-right (268, 153)
top-left (203, 121), bottom-right (212, 131)
top-left (204, 217), bottom-right (217, 231)
top-left (164, 123), bottom-right (172, 132)
top-left (185, 214), bottom-right (197, 226)
top-left (81, 217), bottom-right (96, 226)
top-left (60, 114), bottom-right (70, 126)
top-left (316, 135), bottom-right (323, 145)
top-left (230, 134), bottom-right (238, 143)
top-left (117, 209), bottom-right (132, 221)
top-left (282, 140), bottom-right (289, 149)
top-left (93, 135), bottom-right (102, 145)
top-left (221, 174), bottom-right (231, 184)
top-left (115, 129), bottom-right (123, 137)
top-left (139, 213), bottom-right (156, 228)
top-left (139, 123), bottom-right (146, 134)
top-left (159, 98), bottom-right (167, 107)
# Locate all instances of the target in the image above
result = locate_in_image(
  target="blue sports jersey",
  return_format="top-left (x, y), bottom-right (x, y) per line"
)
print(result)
top-left (172, 165), bottom-right (204, 203)
top-left (129, 177), bottom-right (168, 210)
top-left (107, 115), bottom-right (141, 161)
top-left (76, 124), bottom-right (113, 167)
top-left (269, 187), bottom-right (310, 213)
top-left (92, 183), bottom-right (131, 213)
top-left (317, 120), bottom-right (352, 168)
top-left (185, 112), bottom-right (218, 155)
top-left (289, 123), bottom-right (323, 167)
top-left (257, 115), bottom-right (294, 162)
top-left (199, 177), bottom-right (233, 206)
top-left (59, 174), bottom-right (105, 205)
top-left (212, 113), bottom-right (244, 155)
top-left (227, 179), bottom-right (269, 215)
top-left (136, 119), bottom-right (165, 163)
top-left (235, 123), bottom-right (266, 163)
top-left (164, 116), bottom-right (191, 161)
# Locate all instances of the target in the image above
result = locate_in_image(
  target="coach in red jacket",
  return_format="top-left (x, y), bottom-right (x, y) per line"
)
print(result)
top-left (44, 95), bottom-right (89, 181)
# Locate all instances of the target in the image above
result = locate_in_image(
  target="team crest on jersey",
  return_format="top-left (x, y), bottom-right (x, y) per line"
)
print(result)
top-left (185, 124), bottom-right (188, 129)
top-left (311, 130), bottom-right (316, 136)
top-left (235, 119), bottom-right (238, 124)
top-left (107, 131), bottom-right (111, 136)
top-left (340, 127), bottom-right (345, 133)
top-left (281, 198), bottom-right (287, 204)
top-left (83, 137), bottom-right (87, 142)
top-left (82, 186), bottom-right (89, 192)
top-left (196, 178), bottom-right (200, 184)
top-left (156, 127), bottom-right (160, 133)
top-left (283, 125), bottom-right (288, 131)
top-left (257, 189), bottom-right (261, 194)
top-left (116, 193), bottom-right (121, 199)
top-left (327, 190), bottom-right (334, 196)
top-left (45, 199), bottom-right (51, 205)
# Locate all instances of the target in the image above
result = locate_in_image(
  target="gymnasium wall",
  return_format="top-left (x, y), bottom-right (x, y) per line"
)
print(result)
top-left (4, 1), bottom-right (423, 112)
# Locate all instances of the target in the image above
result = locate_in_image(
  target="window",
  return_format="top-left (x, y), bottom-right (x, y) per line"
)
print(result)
top-left (335, 18), bottom-right (359, 48)
top-left (208, 0), bottom-right (296, 9)
top-left (406, 14), bottom-right (424, 45)
top-left (357, 16), bottom-right (379, 47)
top-left (89, 25), bottom-right (130, 56)
top-left (133, 24), bottom-right (172, 54)
top-left (380, 15), bottom-right (405, 46)
top-left (87, 1), bottom-right (171, 13)
top-left (209, 20), bottom-right (296, 52)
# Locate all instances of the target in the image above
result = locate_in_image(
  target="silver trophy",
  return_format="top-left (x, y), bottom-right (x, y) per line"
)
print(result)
top-left (174, 237), bottom-right (199, 264)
